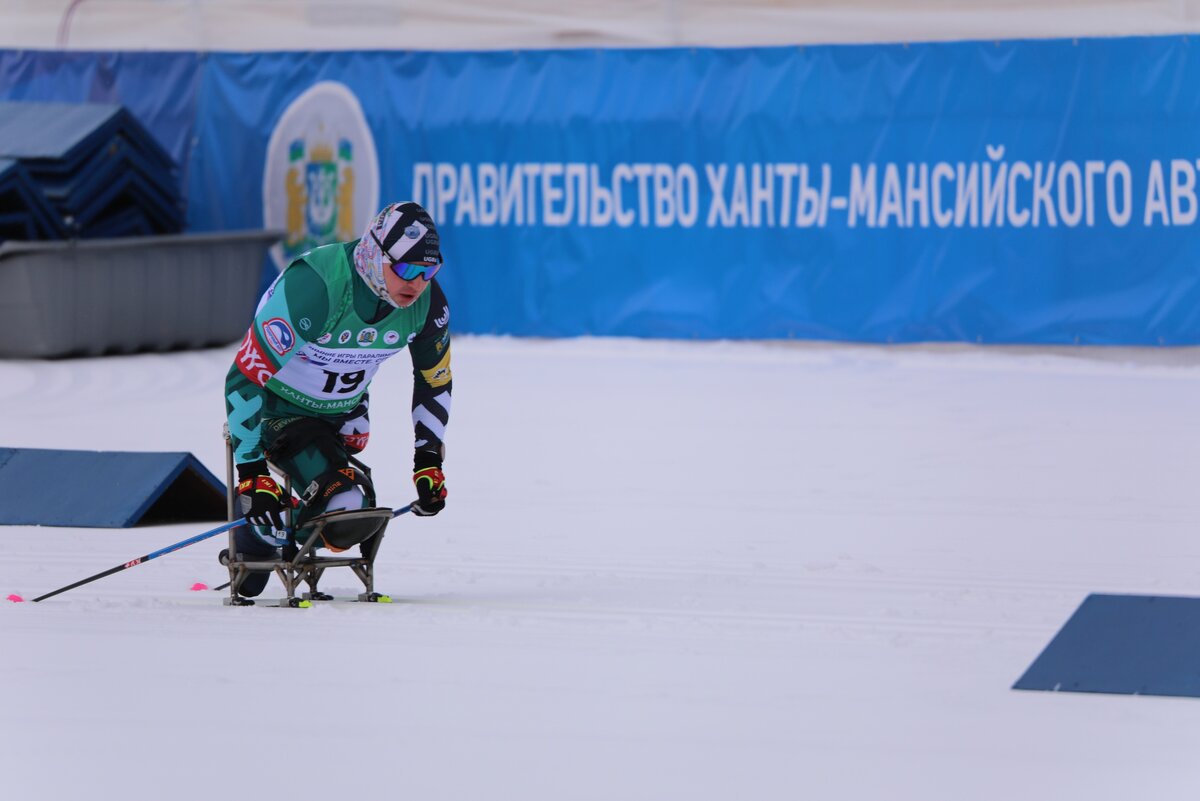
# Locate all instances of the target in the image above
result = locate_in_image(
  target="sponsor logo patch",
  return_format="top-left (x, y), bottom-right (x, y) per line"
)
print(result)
top-left (338, 330), bottom-right (353, 345)
top-left (421, 349), bottom-right (453, 388)
top-left (317, 332), bottom-right (333, 345)
top-left (298, 317), bottom-right (312, 332)
top-left (357, 327), bottom-right (378, 346)
top-left (434, 305), bottom-right (449, 328)
top-left (262, 318), bottom-right (295, 355)
top-left (384, 331), bottom-right (400, 345)
top-left (236, 330), bottom-right (277, 387)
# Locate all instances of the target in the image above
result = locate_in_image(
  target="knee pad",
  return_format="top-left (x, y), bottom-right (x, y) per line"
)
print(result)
top-left (325, 487), bottom-right (366, 514)
top-left (301, 465), bottom-right (376, 511)
top-left (300, 465), bottom-right (381, 551)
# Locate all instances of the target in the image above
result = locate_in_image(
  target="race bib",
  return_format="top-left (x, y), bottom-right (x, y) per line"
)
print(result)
top-left (269, 343), bottom-right (398, 409)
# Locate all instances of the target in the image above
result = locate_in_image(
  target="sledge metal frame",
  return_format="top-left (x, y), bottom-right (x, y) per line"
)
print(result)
top-left (221, 425), bottom-right (391, 607)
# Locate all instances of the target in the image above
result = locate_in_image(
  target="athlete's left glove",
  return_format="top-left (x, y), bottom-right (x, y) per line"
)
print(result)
top-left (412, 450), bottom-right (447, 517)
top-left (237, 460), bottom-right (287, 529)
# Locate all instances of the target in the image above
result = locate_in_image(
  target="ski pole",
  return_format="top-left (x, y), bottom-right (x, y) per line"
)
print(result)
top-left (211, 503), bottom-right (414, 592)
top-left (31, 519), bottom-right (245, 603)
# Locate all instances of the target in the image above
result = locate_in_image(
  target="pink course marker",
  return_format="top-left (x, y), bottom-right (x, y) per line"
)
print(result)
top-left (6, 594), bottom-right (24, 603)
top-left (189, 583), bottom-right (209, 592)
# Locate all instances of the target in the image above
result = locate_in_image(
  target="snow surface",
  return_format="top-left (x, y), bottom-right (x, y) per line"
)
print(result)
top-left (2, 336), bottom-right (1200, 800)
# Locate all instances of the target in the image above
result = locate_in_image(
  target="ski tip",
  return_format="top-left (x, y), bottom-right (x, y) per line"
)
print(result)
top-left (298, 599), bottom-right (312, 608)
top-left (375, 594), bottom-right (393, 603)
top-left (189, 582), bottom-right (209, 592)
top-left (6, 593), bottom-right (25, 603)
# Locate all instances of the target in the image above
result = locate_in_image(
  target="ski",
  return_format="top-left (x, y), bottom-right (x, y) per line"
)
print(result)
top-left (303, 592), bottom-right (394, 604)
top-left (222, 596), bottom-right (312, 608)
top-left (219, 592), bottom-right (393, 607)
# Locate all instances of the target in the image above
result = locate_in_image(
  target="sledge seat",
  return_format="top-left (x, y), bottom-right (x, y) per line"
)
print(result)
top-left (220, 424), bottom-right (395, 607)
top-left (222, 507), bottom-right (395, 607)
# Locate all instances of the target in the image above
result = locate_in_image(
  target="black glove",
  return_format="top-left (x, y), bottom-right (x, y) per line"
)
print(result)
top-left (412, 450), bottom-right (447, 517)
top-left (237, 460), bottom-right (287, 529)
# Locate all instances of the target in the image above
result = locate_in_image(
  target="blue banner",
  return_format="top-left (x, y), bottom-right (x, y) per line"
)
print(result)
top-left (0, 51), bottom-right (201, 178)
top-left (4, 39), bottom-right (1200, 344)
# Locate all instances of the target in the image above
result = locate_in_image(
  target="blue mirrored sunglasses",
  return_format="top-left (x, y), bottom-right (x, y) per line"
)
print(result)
top-left (390, 260), bottom-right (441, 281)
top-left (370, 229), bottom-right (442, 281)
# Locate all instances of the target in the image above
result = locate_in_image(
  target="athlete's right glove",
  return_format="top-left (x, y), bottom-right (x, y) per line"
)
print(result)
top-left (412, 450), bottom-right (447, 517)
top-left (237, 460), bottom-right (287, 529)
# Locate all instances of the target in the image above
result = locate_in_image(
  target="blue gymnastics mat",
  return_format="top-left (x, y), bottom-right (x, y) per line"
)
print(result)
top-left (1014, 593), bottom-right (1200, 699)
top-left (0, 447), bottom-right (225, 527)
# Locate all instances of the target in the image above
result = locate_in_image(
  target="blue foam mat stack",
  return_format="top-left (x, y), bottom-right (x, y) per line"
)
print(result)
top-left (0, 101), bottom-right (184, 241)
top-left (0, 158), bottom-right (65, 241)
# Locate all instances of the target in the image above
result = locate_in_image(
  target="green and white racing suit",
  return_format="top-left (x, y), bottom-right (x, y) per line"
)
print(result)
top-left (224, 239), bottom-right (452, 538)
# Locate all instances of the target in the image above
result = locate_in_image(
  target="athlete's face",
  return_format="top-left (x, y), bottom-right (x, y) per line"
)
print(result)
top-left (383, 261), bottom-right (434, 308)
